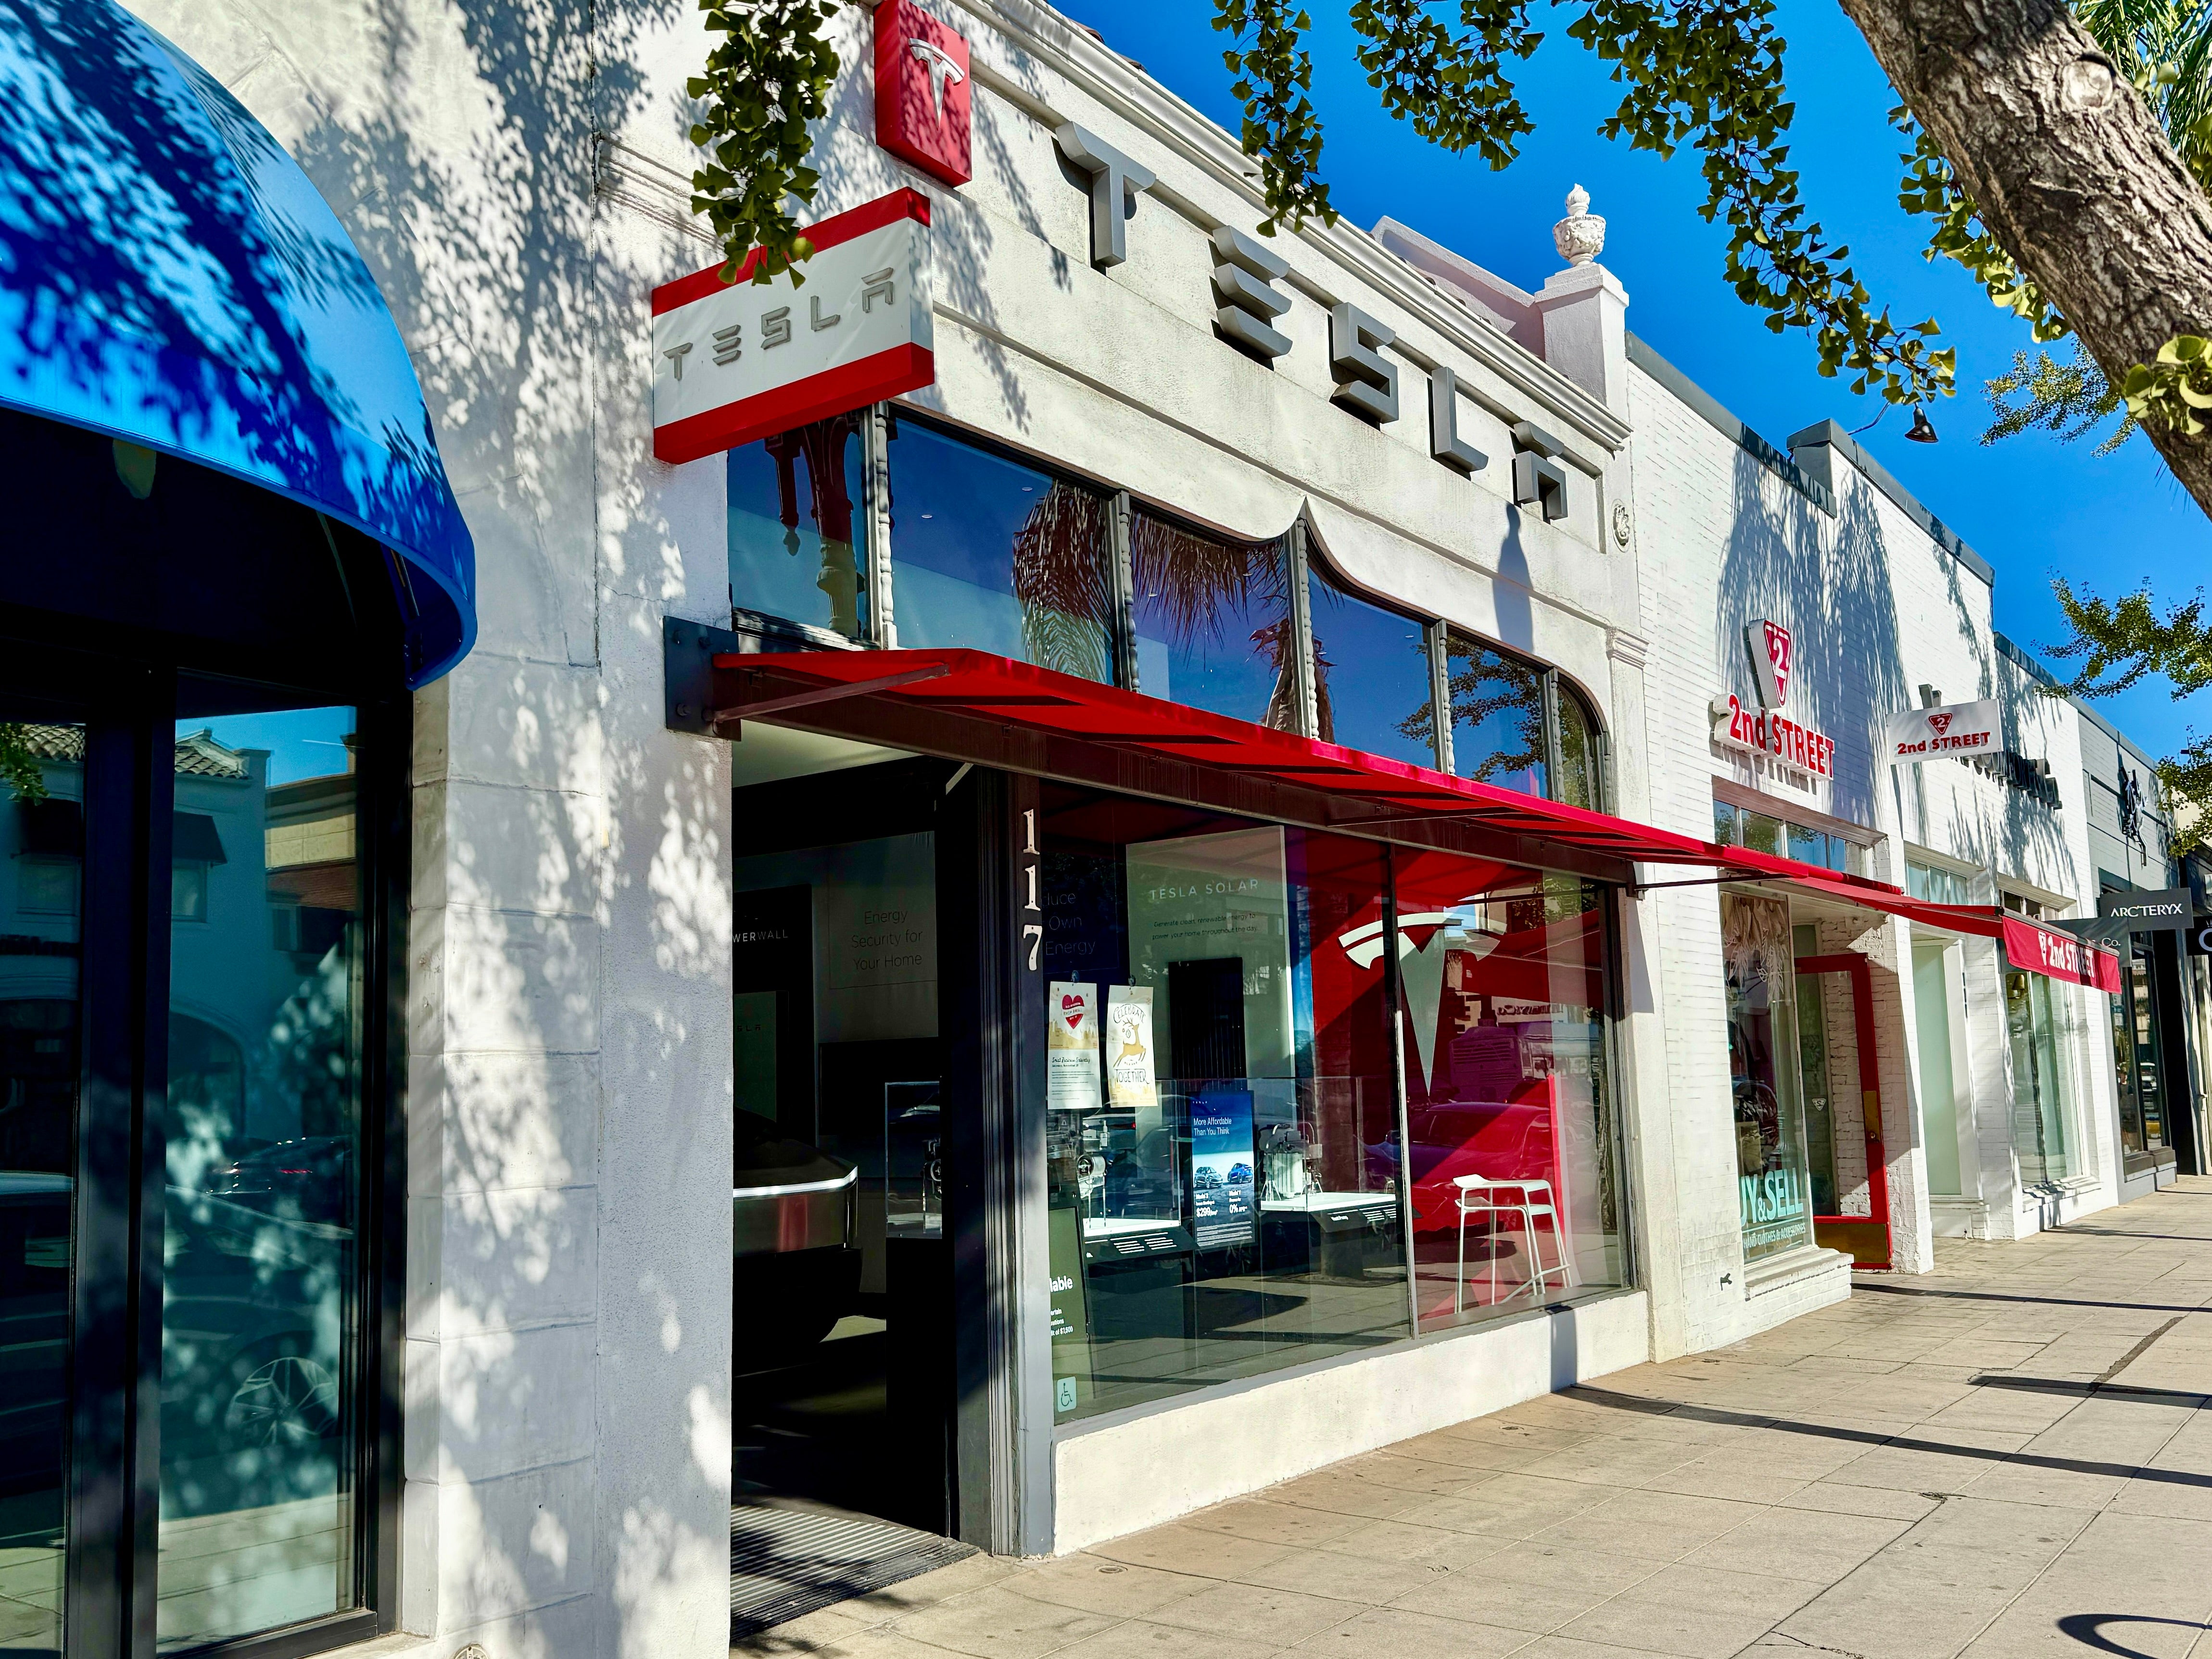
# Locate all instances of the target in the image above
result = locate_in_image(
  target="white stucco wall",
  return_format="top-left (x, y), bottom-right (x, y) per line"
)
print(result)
top-left (110, 1), bottom-right (2162, 1653)
top-left (1052, 1291), bottom-right (1651, 1554)
top-left (126, 1), bottom-right (743, 1654)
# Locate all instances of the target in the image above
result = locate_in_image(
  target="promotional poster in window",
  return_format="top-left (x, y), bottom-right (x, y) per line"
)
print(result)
top-left (1188, 1091), bottom-right (1257, 1249)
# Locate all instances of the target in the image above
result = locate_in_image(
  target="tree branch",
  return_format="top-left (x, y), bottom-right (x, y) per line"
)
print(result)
top-left (1837, 0), bottom-right (2212, 513)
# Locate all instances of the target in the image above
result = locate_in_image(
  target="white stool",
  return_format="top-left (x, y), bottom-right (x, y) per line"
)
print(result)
top-left (1453, 1173), bottom-right (1569, 1311)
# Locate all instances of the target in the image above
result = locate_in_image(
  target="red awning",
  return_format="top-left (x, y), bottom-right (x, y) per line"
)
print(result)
top-left (705, 647), bottom-right (2121, 993)
top-left (712, 646), bottom-right (1782, 870)
top-left (1765, 871), bottom-right (2122, 993)
top-left (2001, 913), bottom-right (2124, 994)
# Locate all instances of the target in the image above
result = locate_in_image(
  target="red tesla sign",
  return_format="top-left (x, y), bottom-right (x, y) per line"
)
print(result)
top-left (874, 0), bottom-right (972, 188)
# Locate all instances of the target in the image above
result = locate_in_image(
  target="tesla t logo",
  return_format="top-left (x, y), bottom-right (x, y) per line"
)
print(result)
top-left (1927, 712), bottom-right (1954, 735)
top-left (909, 37), bottom-right (965, 120)
top-left (1336, 912), bottom-right (1486, 969)
top-left (1745, 619), bottom-right (1793, 710)
top-left (874, 1), bottom-right (973, 188)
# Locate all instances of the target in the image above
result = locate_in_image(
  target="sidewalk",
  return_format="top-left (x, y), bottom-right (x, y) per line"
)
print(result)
top-left (739, 1177), bottom-right (2212, 1659)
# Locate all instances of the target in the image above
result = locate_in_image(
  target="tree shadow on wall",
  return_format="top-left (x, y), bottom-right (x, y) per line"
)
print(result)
top-left (1715, 447), bottom-right (1909, 832)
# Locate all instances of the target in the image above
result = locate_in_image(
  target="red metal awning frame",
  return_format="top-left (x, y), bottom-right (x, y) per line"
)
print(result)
top-left (705, 646), bottom-right (2123, 994)
top-left (709, 646), bottom-right (1866, 867)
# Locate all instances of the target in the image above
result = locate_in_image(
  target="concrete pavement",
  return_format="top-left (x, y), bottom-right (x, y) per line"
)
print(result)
top-left (738, 1178), bottom-right (2212, 1659)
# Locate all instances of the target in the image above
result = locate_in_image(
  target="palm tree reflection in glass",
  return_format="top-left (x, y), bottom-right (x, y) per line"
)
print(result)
top-left (1009, 482), bottom-right (1115, 684)
top-left (1125, 511), bottom-right (1301, 728)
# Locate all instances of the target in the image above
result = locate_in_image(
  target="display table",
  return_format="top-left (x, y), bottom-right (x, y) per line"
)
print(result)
top-left (1259, 1190), bottom-right (1400, 1278)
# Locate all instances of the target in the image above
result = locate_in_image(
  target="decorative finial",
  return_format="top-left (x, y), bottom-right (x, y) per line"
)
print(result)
top-left (1553, 184), bottom-right (1605, 267)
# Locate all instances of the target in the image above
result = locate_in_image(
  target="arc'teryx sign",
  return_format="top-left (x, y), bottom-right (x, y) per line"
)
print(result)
top-left (650, 190), bottom-right (935, 464)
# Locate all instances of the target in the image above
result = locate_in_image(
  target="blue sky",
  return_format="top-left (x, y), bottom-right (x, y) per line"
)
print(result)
top-left (1057, 0), bottom-right (2208, 763)
top-left (183, 707), bottom-right (356, 786)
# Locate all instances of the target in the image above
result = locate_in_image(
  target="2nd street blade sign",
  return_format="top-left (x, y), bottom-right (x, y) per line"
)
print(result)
top-left (649, 190), bottom-right (936, 465)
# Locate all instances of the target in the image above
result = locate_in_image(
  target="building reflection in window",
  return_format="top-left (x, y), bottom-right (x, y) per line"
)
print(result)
top-left (1556, 683), bottom-right (1604, 811)
top-left (1723, 893), bottom-right (1813, 1263)
top-left (0, 720), bottom-right (84, 1659)
top-left (728, 413), bottom-right (870, 639)
top-left (1128, 509), bottom-right (1298, 729)
top-left (159, 700), bottom-right (362, 1650)
top-left (1442, 631), bottom-right (1547, 798)
top-left (1305, 560), bottom-right (1434, 769)
top-left (886, 418), bottom-right (1115, 683)
top-left (1393, 852), bottom-right (1624, 1330)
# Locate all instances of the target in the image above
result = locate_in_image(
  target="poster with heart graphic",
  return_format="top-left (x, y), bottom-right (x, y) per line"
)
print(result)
top-left (1047, 981), bottom-right (1102, 1111)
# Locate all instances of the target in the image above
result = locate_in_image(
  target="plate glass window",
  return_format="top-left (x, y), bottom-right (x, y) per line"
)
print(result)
top-left (1723, 893), bottom-right (1813, 1262)
top-left (1127, 511), bottom-right (1297, 727)
top-left (727, 414), bottom-right (871, 639)
top-left (1038, 792), bottom-right (1410, 1421)
top-left (1443, 632), bottom-right (1546, 798)
top-left (885, 419), bottom-right (1115, 682)
top-left (1392, 852), bottom-right (1625, 1330)
top-left (159, 702), bottom-right (364, 1649)
top-left (1305, 563), bottom-right (1434, 768)
top-left (0, 718), bottom-right (84, 1659)
top-left (2005, 967), bottom-right (2073, 1186)
top-left (1555, 684), bottom-right (1604, 811)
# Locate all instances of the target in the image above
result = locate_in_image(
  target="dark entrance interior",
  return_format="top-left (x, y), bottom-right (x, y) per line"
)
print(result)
top-left (726, 743), bottom-right (976, 1633)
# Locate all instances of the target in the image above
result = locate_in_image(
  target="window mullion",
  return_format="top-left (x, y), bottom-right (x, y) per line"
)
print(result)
top-left (1285, 520), bottom-right (1318, 740)
top-left (863, 402), bottom-right (897, 648)
top-left (1427, 621), bottom-right (1454, 775)
top-left (1540, 668), bottom-right (1567, 801)
top-left (1109, 490), bottom-right (1137, 690)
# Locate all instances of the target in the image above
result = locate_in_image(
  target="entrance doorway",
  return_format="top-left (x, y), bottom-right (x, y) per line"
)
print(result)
top-left (725, 733), bottom-right (974, 1635)
top-left (1795, 947), bottom-right (1891, 1268)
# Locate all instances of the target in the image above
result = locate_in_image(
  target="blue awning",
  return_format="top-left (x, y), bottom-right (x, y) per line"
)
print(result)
top-left (0, 0), bottom-right (475, 684)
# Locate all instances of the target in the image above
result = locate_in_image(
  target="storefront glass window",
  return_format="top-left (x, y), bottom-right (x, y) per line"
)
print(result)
top-left (1128, 510), bottom-right (1298, 727)
top-left (1307, 563), bottom-right (1435, 768)
top-left (1393, 852), bottom-right (1624, 1331)
top-left (1038, 791), bottom-right (1410, 1421)
top-left (0, 719), bottom-right (82, 1659)
top-left (159, 699), bottom-right (363, 1649)
top-left (1556, 684), bottom-right (1605, 812)
top-left (1723, 893), bottom-right (1814, 1262)
top-left (1792, 924), bottom-right (1839, 1216)
top-left (886, 418), bottom-right (1116, 683)
top-left (1712, 799), bottom-right (1858, 872)
top-left (1443, 631), bottom-right (1546, 797)
top-left (1913, 938), bottom-right (1964, 1195)
top-left (728, 413), bottom-right (870, 639)
top-left (1906, 860), bottom-right (1974, 905)
top-left (2006, 968), bottom-right (2073, 1186)
top-left (2117, 943), bottom-right (2167, 1154)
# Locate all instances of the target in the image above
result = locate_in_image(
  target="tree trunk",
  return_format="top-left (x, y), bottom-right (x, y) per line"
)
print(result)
top-left (1838, 0), bottom-right (2212, 516)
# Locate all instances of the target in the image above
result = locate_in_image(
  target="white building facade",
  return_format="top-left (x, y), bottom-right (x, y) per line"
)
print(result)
top-left (6, 3), bottom-right (2169, 1659)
